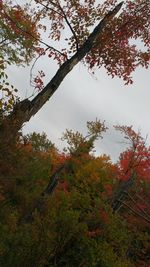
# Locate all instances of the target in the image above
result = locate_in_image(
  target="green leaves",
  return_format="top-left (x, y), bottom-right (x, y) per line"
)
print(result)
top-left (0, 56), bottom-right (18, 114)
top-left (62, 119), bottom-right (107, 154)
top-left (0, 1), bottom-right (40, 66)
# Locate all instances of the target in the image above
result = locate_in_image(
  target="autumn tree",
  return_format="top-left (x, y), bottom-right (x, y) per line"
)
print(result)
top-left (112, 125), bottom-right (150, 214)
top-left (0, 0), bottom-right (150, 144)
top-left (0, 124), bottom-right (132, 267)
top-left (111, 125), bottom-right (150, 266)
top-left (22, 119), bottom-right (108, 222)
top-left (23, 132), bottom-right (55, 152)
top-left (0, 120), bottom-right (149, 266)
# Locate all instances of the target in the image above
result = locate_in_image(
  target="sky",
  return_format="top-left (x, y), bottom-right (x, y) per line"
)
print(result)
top-left (8, 58), bottom-right (150, 162)
top-left (7, 0), bottom-right (150, 162)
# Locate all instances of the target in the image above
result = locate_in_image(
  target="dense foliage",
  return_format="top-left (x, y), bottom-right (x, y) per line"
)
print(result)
top-left (0, 124), bottom-right (149, 267)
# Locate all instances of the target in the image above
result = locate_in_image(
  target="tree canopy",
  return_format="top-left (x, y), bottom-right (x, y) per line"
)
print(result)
top-left (0, 122), bottom-right (150, 266)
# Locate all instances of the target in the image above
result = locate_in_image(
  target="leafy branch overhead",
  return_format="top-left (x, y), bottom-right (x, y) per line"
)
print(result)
top-left (4, 0), bottom-right (149, 82)
top-left (0, 0), bottom-right (150, 143)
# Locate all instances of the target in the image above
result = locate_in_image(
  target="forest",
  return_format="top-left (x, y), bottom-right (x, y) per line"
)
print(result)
top-left (0, 0), bottom-right (150, 266)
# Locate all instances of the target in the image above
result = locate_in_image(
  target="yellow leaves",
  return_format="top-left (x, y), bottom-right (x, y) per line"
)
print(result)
top-left (0, 79), bottom-right (18, 113)
top-left (87, 119), bottom-right (107, 139)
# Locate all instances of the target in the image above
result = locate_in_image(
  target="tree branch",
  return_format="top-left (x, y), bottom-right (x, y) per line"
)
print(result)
top-left (135, 193), bottom-right (150, 210)
top-left (28, 1), bottom-right (124, 118)
top-left (3, 8), bottom-right (66, 57)
top-left (118, 199), bottom-right (150, 224)
top-left (29, 47), bottom-right (49, 96)
top-left (111, 172), bottom-right (136, 212)
top-left (35, 0), bottom-right (62, 16)
top-left (1, 2), bottom-right (124, 143)
top-left (56, 2), bottom-right (79, 51)
top-left (36, 0), bottom-right (79, 51)
top-left (126, 191), bottom-right (150, 220)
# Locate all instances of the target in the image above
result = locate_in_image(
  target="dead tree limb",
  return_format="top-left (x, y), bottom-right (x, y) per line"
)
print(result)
top-left (0, 2), bottom-right (124, 144)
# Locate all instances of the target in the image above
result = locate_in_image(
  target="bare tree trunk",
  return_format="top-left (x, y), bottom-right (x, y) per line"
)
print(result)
top-left (0, 2), bottom-right (123, 144)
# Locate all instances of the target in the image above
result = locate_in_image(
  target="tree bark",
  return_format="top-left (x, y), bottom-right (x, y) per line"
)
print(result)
top-left (0, 2), bottom-right (123, 143)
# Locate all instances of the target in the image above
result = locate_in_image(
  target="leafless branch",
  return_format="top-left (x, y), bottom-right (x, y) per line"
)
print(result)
top-left (118, 199), bottom-right (150, 224)
top-left (125, 191), bottom-right (150, 220)
top-left (135, 193), bottom-right (150, 210)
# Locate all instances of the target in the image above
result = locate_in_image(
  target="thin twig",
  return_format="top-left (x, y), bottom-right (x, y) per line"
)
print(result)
top-left (29, 47), bottom-right (48, 89)
top-left (135, 193), bottom-right (150, 210)
top-left (3, 8), bottom-right (66, 57)
top-left (118, 199), bottom-right (150, 224)
top-left (35, 0), bottom-right (62, 16)
top-left (36, 0), bottom-right (79, 51)
top-left (125, 191), bottom-right (150, 220)
top-left (57, 2), bottom-right (79, 51)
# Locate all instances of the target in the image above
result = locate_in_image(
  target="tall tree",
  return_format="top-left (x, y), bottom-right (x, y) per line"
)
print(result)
top-left (0, 0), bottom-right (150, 143)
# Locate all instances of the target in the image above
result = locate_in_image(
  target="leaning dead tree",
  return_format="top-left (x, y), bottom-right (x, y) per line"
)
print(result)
top-left (0, 2), bottom-right (124, 145)
top-left (0, 0), bottom-right (150, 148)
top-left (1, 0), bottom-right (150, 145)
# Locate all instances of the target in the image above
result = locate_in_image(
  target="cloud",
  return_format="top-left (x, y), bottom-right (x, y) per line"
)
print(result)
top-left (16, 63), bottom-right (149, 161)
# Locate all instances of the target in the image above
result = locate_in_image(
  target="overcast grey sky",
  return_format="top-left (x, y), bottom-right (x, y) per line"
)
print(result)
top-left (7, 0), bottom-right (150, 162)
top-left (8, 56), bottom-right (150, 162)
